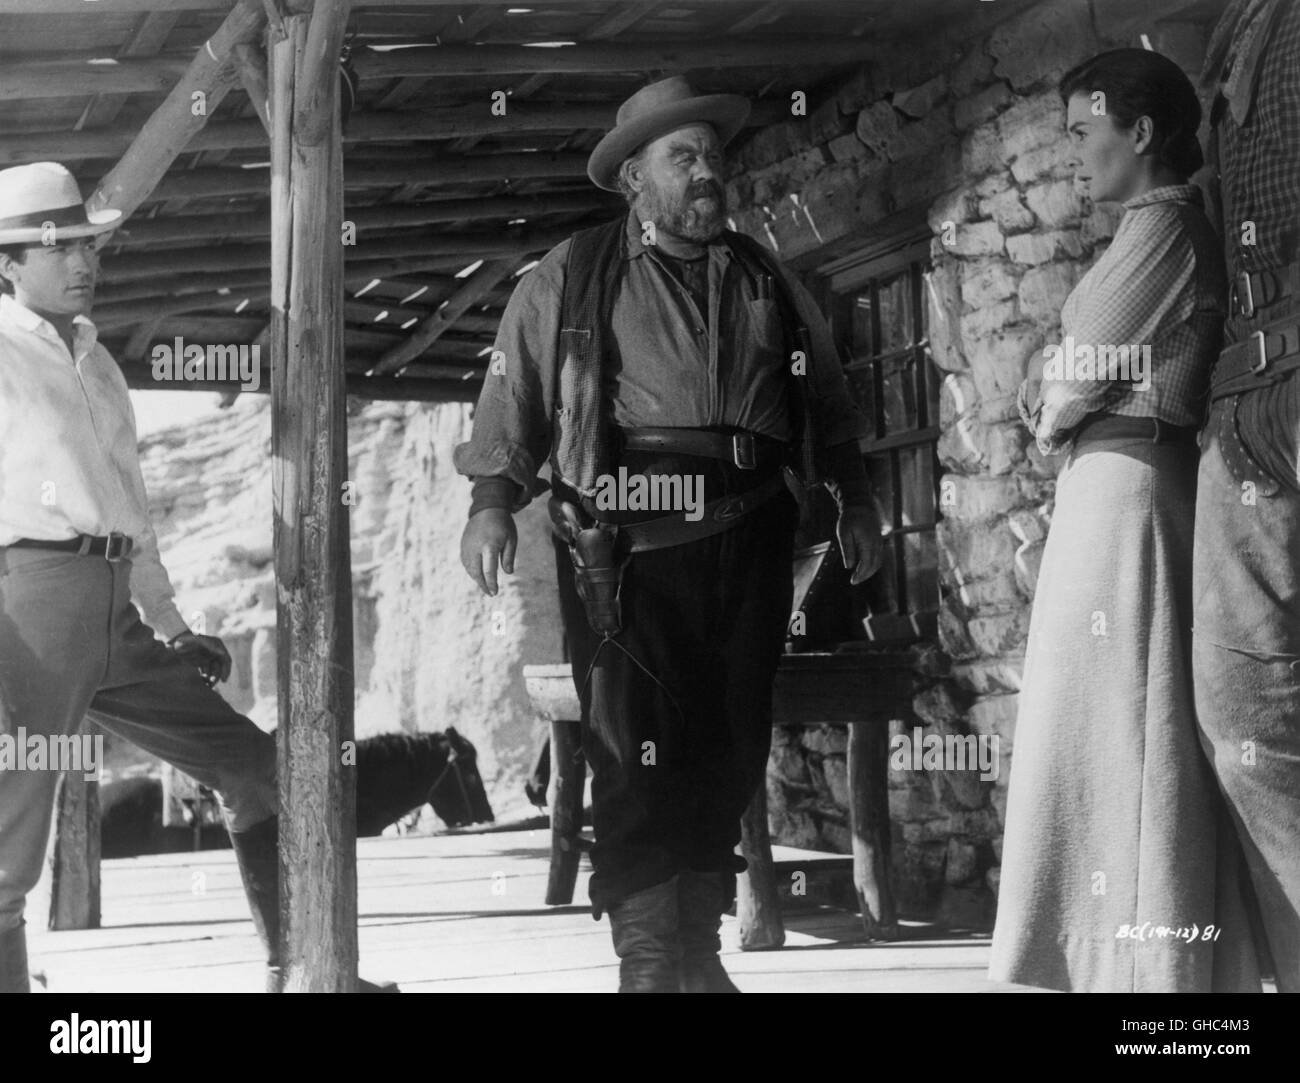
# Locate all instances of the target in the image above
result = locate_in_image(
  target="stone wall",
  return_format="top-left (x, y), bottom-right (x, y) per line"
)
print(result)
top-left (724, 0), bottom-right (1211, 924)
top-left (129, 396), bottom-right (562, 821)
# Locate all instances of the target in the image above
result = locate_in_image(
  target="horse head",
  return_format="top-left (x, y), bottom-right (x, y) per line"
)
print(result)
top-left (425, 727), bottom-right (494, 828)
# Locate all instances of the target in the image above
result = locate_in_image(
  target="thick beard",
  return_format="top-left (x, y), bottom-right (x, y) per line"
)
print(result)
top-left (639, 178), bottom-right (727, 244)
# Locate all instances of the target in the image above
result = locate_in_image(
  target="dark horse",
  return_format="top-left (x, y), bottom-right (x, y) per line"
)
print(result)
top-left (101, 728), bottom-right (494, 858)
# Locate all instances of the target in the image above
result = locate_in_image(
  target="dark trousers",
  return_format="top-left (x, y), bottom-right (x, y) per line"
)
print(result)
top-left (553, 467), bottom-right (797, 915)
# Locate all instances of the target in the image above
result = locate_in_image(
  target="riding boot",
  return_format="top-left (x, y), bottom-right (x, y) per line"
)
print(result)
top-left (0, 922), bottom-right (30, 994)
top-left (229, 815), bottom-right (398, 993)
top-left (607, 877), bottom-right (681, 993)
top-left (678, 870), bottom-right (741, 993)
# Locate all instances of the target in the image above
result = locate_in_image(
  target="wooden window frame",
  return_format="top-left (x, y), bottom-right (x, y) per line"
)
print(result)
top-left (810, 232), bottom-right (942, 644)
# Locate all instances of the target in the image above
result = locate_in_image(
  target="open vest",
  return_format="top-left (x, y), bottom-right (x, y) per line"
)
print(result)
top-left (553, 215), bottom-right (821, 498)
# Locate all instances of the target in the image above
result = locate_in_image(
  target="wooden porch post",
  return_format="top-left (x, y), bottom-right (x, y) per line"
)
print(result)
top-left (267, 0), bottom-right (356, 993)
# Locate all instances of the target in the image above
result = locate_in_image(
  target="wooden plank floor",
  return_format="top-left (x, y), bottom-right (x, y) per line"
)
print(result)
top-left (26, 830), bottom-right (1029, 994)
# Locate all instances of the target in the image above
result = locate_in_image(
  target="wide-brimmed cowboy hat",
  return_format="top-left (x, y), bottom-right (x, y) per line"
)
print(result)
top-left (587, 76), bottom-right (751, 192)
top-left (0, 162), bottom-right (121, 245)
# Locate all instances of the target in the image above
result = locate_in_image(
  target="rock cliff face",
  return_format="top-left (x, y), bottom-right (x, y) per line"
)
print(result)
top-left (133, 396), bottom-right (562, 819)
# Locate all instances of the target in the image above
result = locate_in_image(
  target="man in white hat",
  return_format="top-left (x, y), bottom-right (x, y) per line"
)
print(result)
top-left (455, 78), bottom-right (883, 991)
top-left (0, 163), bottom-right (380, 994)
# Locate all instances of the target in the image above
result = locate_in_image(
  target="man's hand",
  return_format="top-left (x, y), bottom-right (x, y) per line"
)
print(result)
top-left (168, 631), bottom-right (232, 687)
top-left (836, 504), bottom-right (886, 586)
top-left (460, 507), bottom-right (517, 596)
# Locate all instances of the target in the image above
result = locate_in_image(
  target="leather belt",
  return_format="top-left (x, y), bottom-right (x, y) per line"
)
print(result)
top-left (1229, 261), bottom-right (1300, 320)
top-left (620, 470), bottom-right (789, 553)
top-left (1210, 315), bottom-right (1300, 400)
top-left (6, 532), bottom-right (134, 561)
top-left (619, 426), bottom-right (788, 471)
top-left (1074, 414), bottom-right (1199, 447)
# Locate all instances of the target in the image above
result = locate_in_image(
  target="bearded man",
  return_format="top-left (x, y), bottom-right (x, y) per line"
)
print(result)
top-left (455, 77), bottom-right (882, 992)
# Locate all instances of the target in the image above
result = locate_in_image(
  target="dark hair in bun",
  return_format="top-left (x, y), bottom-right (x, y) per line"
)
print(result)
top-left (1059, 48), bottom-right (1204, 178)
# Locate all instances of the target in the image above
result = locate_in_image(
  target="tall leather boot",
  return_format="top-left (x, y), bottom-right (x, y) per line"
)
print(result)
top-left (228, 815), bottom-right (285, 993)
top-left (678, 870), bottom-right (741, 993)
top-left (607, 877), bottom-right (681, 993)
top-left (229, 816), bottom-right (398, 993)
top-left (0, 921), bottom-right (30, 994)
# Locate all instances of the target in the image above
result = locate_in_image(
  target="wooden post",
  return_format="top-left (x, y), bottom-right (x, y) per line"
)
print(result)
top-left (736, 783), bottom-right (785, 950)
top-left (47, 767), bottom-right (101, 931)
top-left (268, 0), bottom-right (356, 994)
top-left (545, 719), bottom-right (585, 906)
top-left (847, 720), bottom-right (898, 939)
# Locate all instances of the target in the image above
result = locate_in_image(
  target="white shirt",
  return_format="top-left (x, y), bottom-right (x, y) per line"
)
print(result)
top-left (0, 294), bottom-right (189, 641)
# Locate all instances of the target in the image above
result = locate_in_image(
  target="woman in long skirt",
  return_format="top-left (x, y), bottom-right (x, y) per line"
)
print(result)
top-left (988, 49), bottom-right (1261, 992)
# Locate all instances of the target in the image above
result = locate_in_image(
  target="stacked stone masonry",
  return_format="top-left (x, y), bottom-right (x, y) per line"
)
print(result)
top-left (725, 0), bottom-right (1209, 923)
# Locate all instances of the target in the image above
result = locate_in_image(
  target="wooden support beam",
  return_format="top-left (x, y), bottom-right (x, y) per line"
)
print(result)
top-left (76, 12), bottom-right (183, 131)
top-left (0, 56), bottom-right (189, 101)
top-left (106, 192), bottom-right (615, 247)
top-left (1, 100), bottom-right (788, 166)
top-left (121, 368), bottom-right (481, 403)
top-left (92, 268), bottom-right (515, 309)
top-left (349, 37), bottom-right (878, 81)
top-left (268, 0), bottom-right (357, 994)
top-left (372, 258), bottom-right (515, 375)
top-left (125, 153), bottom-right (591, 205)
top-left (5, 0), bottom-right (763, 11)
top-left (86, 0), bottom-right (267, 228)
top-left (847, 720), bottom-right (898, 940)
top-left (233, 42), bottom-right (272, 135)
top-left (100, 225), bottom-right (569, 283)
top-left (47, 768), bottom-right (101, 932)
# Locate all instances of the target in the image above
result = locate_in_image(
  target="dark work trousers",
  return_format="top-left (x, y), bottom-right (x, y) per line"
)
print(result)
top-left (553, 451), bottom-right (798, 916)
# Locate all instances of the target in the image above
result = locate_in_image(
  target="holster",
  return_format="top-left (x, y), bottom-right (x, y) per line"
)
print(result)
top-left (548, 496), bottom-right (626, 636)
top-left (1214, 394), bottom-right (1282, 498)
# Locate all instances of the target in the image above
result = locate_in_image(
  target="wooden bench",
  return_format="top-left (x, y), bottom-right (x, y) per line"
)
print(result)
top-left (523, 650), bottom-right (912, 948)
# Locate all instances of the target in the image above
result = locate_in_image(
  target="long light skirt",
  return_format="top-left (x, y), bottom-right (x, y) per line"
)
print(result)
top-left (988, 435), bottom-right (1261, 992)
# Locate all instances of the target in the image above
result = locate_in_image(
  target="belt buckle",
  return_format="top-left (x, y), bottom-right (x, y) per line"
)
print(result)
top-left (1250, 329), bottom-right (1268, 374)
top-left (104, 532), bottom-right (129, 563)
top-left (732, 432), bottom-right (757, 470)
top-left (1235, 271), bottom-right (1256, 319)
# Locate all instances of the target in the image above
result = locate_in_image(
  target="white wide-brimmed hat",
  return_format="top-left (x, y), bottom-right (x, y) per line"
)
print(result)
top-left (0, 162), bottom-right (121, 245)
top-left (587, 76), bottom-right (751, 192)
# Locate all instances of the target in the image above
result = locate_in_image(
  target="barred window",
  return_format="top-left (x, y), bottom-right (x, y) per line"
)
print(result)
top-left (813, 233), bottom-right (942, 645)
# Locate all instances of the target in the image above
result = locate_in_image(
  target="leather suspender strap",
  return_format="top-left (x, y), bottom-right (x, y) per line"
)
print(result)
top-left (1228, 260), bottom-right (1300, 321)
top-left (1209, 314), bottom-right (1300, 401)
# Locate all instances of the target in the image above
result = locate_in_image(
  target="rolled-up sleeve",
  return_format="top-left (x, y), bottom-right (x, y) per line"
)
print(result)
top-left (776, 265), bottom-right (871, 448)
top-left (452, 240), bottom-right (570, 511)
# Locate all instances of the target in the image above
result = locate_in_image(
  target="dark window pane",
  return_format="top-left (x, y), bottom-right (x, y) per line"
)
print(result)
top-left (844, 359), bottom-right (878, 434)
top-left (905, 531), bottom-right (941, 612)
top-left (877, 271), bottom-right (913, 354)
top-left (860, 536), bottom-right (900, 618)
top-left (865, 452), bottom-right (895, 529)
top-left (898, 446), bottom-right (937, 528)
top-left (879, 349), bottom-right (919, 434)
top-left (850, 292), bottom-right (874, 354)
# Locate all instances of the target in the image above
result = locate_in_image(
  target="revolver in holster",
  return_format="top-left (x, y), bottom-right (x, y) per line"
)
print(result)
top-left (548, 496), bottom-right (627, 637)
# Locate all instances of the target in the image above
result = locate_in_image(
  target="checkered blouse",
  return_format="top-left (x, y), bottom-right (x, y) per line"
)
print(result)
top-left (1020, 186), bottom-right (1226, 455)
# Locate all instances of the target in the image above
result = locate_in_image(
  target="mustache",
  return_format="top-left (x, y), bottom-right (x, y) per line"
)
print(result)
top-left (686, 179), bottom-right (724, 202)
